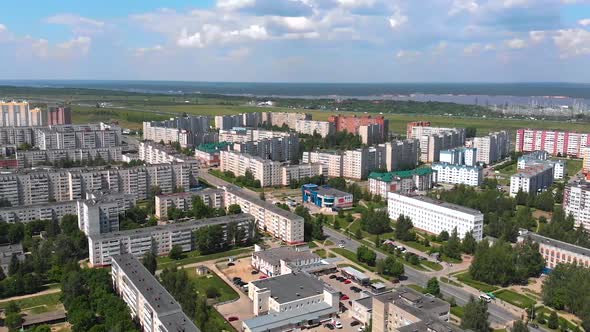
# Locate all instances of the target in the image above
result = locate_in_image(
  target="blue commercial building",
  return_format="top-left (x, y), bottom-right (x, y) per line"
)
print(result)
top-left (301, 184), bottom-right (353, 209)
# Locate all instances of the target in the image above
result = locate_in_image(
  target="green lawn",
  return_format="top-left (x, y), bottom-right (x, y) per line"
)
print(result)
top-left (332, 248), bottom-right (375, 272)
top-left (208, 169), bottom-right (263, 192)
top-left (493, 289), bottom-right (536, 309)
top-left (535, 306), bottom-right (579, 331)
top-left (185, 269), bottom-right (239, 303)
top-left (324, 239), bottom-right (335, 246)
top-left (440, 277), bottom-right (463, 288)
top-left (397, 239), bottom-right (431, 253)
top-left (0, 292), bottom-right (62, 314)
top-left (158, 247), bottom-right (253, 269)
top-left (456, 272), bottom-right (499, 293)
top-left (421, 260), bottom-right (444, 271)
top-left (407, 284), bottom-right (427, 294)
top-left (307, 241), bottom-right (318, 248)
top-left (451, 306), bottom-right (465, 318)
top-left (314, 249), bottom-right (328, 259)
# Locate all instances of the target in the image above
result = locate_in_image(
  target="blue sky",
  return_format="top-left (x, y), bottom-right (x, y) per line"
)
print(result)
top-left (0, 0), bottom-right (589, 82)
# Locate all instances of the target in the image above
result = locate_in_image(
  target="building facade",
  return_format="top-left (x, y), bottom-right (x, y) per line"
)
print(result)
top-left (35, 123), bottom-right (123, 150)
top-left (515, 129), bottom-right (590, 158)
top-left (16, 147), bottom-right (122, 168)
top-left (518, 230), bottom-right (590, 270)
top-left (77, 192), bottom-right (137, 236)
top-left (281, 163), bottom-right (325, 186)
top-left (473, 131), bottom-right (510, 165)
top-left (302, 184), bottom-right (354, 209)
top-left (408, 125), bottom-right (466, 163)
top-left (518, 151), bottom-right (566, 180)
top-left (431, 163), bottom-right (483, 186)
top-left (154, 189), bottom-right (225, 220)
top-left (194, 142), bottom-right (232, 167)
top-left (328, 115), bottom-right (389, 141)
top-left (138, 141), bottom-right (191, 164)
top-left (368, 168), bottom-right (435, 197)
top-left (220, 150), bottom-right (283, 187)
top-left (388, 193), bottom-right (484, 240)
top-left (439, 147), bottom-right (476, 167)
top-left (251, 246), bottom-right (321, 277)
top-left (301, 151), bottom-right (343, 178)
top-left (509, 163), bottom-right (554, 197)
top-left (383, 140), bottom-right (420, 172)
top-left (0, 200), bottom-right (77, 223)
top-left (563, 182), bottom-right (590, 232)
top-left (295, 120), bottom-right (334, 138)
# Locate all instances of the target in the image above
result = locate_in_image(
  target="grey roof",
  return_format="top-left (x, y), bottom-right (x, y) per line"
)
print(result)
top-left (391, 193), bottom-right (483, 216)
top-left (521, 231), bottom-right (590, 259)
top-left (111, 254), bottom-right (200, 332)
top-left (398, 319), bottom-right (464, 332)
top-left (253, 246), bottom-right (319, 266)
top-left (0, 243), bottom-right (23, 256)
top-left (315, 186), bottom-right (351, 197)
top-left (225, 184), bottom-right (304, 220)
top-left (374, 287), bottom-right (452, 326)
top-left (511, 163), bottom-right (553, 178)
top-left (354, 296), bottom-right (373, 310)
top-left (89, 213), bottom-right (254, 241)
top-left (250, 272), bottom-right (329, 304)
top-left (243, 302), bottom-right (337, 332)
top-left (342, 266), bottom-right (370, 281)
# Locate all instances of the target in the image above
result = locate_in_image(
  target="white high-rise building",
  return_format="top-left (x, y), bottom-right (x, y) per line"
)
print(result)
top-left (564, 182), bottom-right (590, 232)
top-left (383, 139), bottom-right (420, 171)
top-left (302, 151), bottom-right (343, 178)
top-left (473, 131), bottom-right (510, 165)
top-left (439, 147), bottom-right (476, 167)
top-left (220, 150), bottom-right (282, 187)
top-left (281, 163), bottom-right (325, 186)
top-left (295, 120), bottom-right (334, 137)
top-left (432, 163), bottom-right (483, 186)
top-left (77, 192), bottom-right (137, 236)
top-left (509, 163), bottom-right (554, 196)
top-left (388, 193), bottom-right (484, 240)
top-left (409, 126), bottom-right (466, 163)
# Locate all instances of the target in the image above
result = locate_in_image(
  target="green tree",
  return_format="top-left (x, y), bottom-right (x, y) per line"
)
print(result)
top-left (356, 245), bottom-right (377, 266)
top-left (227, 204), bottom-right (242, 215)
top-left (426, 277), bottom-right (440, 297)
top-left (461, 296), bottom-right (492, 332)
top-left (61, 214), bottom-right (79, 235)
top-left (168, 245), bottom-right (183, 260)
top-left (461, 231), bottom-right (477, 254)
top-left (5, 312), bottom-right (22, 331)
top-left (194, 225), bottom-right (227, 254)
top-left (382, 256), bottom-right (404, 278)
top-left (512, 320), bottom-right (529, 332)
top-left (142, 251), bottom-right (158, 275)
top-left (438, 230), bottom-right (450, 241)
top-left (548, 311), bottom-right (559, 329)
top-left (206, 286), bottom-right (221, 299)
top-left (333, 218), bottom-right (341, 230)
top-left (354, 228), bottom-right (363, 240)
top-left (8, 254), bottom-right (21, 276)
top-left (395, 215), bottom-right (414, 241)
top-left (259, 192), bottom-right (266, 201)
top-left (442, 228), bottom-right (462, 260)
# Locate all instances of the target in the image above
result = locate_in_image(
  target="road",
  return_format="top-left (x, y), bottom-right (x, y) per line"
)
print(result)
top-left (324, 228), bottom-right (521, 327)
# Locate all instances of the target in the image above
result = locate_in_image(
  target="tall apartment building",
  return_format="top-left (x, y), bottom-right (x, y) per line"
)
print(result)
top-left (372, 287), bottom-right (461, 332)
top-left (509, 163), bottom-right (554, 197)
top-left (90, 214), bottom-right (255, 266)
top-left (0, 200), bottom-right (77, 223)
top-left (281, 163), bottom-right (325, 186)
top-left (518, 151), bottom-right (566, 179)
top-left (328, 114), bottom-right (389, 141)
top-left (35, 123), bottom-right (123, 150)
top-left (406, 121), bottom-right (431, 138)
top-left (111, 254), bottom-right (201, 332)
top-left (369, 169), bottom-right (435, 197)
top-left (518, 230), bottom-right (590, 270)
top-left (388, 193), bottom-right (484, 240)
top-left (473, 131), bottom-right (510, 165)
top-left (46, 106), bottom-right (72, 125)
top-left (143, 115), bottom-right (214, 148)
top-left (262, 112), bottom-right (310, 129)
top-left (215, 114), bottom-right (243, 130)
top-left (563, 182), bottom-right (590, 232)
top-left (224, 184), bottom-right (304, 244)
top-left (359, 124), bottom-right (384, 145)
top-left (233, 135), bottom-right (299, 162)
top-left (432, 163), bottom-right (483, 186)
top-left (408, 124), bottom-right (466, 163)
top-left (383, 139), bottom-right (420, 171)
top-left (0, 163), bottom-right (196, 205)
top-left (0, 101), bottom-right (32, 127)
top-left (154, 188), bottom-right (224, 220)
top-left (0, 127), bottom-right (36, 147)
top-left (302, 151), bottom-right (344, 178)
top-left (439, 147), bottom-right (476, 167)
top-left (77, 192), bottom-right (137, 236)
top-left (515, 128), bottom-right (590, 158)
top-left (16, 147), bottom-right (122, 168)
top-left (138, 141), bottom-right (191, 164)
top-left (583, 147), bottom-right (590, 180)
top-left (295, 119), bottom-right (334, 138)
top-left (220, 150), bottom-right (282, 187)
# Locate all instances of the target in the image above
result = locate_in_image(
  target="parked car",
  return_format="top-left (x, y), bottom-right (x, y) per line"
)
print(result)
top-left (228, 316), bottom-right (239, 322)
top-left (324, 323), bottom-right (335, 330)
top-left (350, 321), bottom-right (361, 327)
top-left (338, 243), bottom-right (345, 248)
top-left (329, 274), bottom-right (337, 279)
top-left (340, 295), bottom-right (349, 300)
top-left (227, 262), bottom-right (235, 267)
top-left (232, 277), bottom-right (242, 283)
top-left (337, 276), bottom-right (345, 282)
top-left (344, 279), bottom-right (352, 284)
top-left (335, 321), bottom-right (343, 329)
top-left (251, 270), bottom-right (259, 274)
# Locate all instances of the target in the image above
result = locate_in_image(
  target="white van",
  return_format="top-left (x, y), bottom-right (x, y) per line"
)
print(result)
top-left (479, 294), bottom-right (492, 303)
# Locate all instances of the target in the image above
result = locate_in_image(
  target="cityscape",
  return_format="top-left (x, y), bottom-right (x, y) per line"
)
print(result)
top-left (0, 2), bottom-right (590, 332)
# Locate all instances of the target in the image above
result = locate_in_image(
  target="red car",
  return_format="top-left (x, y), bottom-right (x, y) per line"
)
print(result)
top-left (259, 275), bottom-right (268, 279)
top-left (340, 294), bottom-right (349, 300)
top-left (228, 316), bottom-right (239, 322)
top-left (344, 279), bottom-right (352, 284)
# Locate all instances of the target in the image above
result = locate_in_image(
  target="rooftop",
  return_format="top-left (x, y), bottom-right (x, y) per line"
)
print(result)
top-left (243, 302), bottom-right (337, 332)
top-left (253, 246), bottom-right (319, 266)
top-left (342, 266), bottom-right (370, 281)
top-left (354, 296), bottom-right (373, 310)
top-left (89, 213), bottom-right (254, 241)
top-left (432, 162), bottom-right (482, 171)
top-left (111, 254), bottom-right (200, 332)
top-left (196, 141), bottom-right (232, 153)
top-left (225, 184), bottom-right (304, 220)
top-left (250, 272), bottom-right (329, 304)
top-left (303, 184), bottom-right (350, 197)
top-left (369, 168), bottom-right (434, 182)
top-left (0, 243), bottom-right (23, 256)
top-left (511, 163), bottom-right (553, 178)
top-left (155, 188), bottom-right (224, 199)
top-left (389, 193), bottom-right (483, 216)
top-left (520, 230), bottom-right (590, 259)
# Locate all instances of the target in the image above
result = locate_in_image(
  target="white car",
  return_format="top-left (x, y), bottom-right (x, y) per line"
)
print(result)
top-left (339, 243), bottom-right (345, 248)
top-left (335, 321), bottom-right (343, 329)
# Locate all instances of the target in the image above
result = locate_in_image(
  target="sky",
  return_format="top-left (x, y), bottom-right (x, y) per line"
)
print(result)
top-left (0, 0), bottom-right (589, 82)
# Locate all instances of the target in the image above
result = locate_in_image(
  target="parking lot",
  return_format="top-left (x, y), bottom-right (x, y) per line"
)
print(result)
top-left (218, 255), bottom-right (261, 285)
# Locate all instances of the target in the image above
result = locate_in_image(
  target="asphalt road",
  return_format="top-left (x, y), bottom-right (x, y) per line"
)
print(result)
top-left (324, 227), bottom-right (521, 327)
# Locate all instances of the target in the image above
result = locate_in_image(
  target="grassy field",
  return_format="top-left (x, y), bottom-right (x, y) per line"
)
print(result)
top-left (451, 306), bottom-right (465, 318)
top-left (0, 292), bottom-right (62, 314)
top-left (332, 248), bottom-right (376, 272)
top-left (407, 284), bottom-right (427, 294)
top-left (185, 269), bottom-right (239, 303)
top-left (421, 260), bottom-right (444, 271)
top-left (314, 249), bottom-right (328, 259)
top-left (456, 272), bottom-right (499, 293)
top-left (493, 289), bottom-right (536, 309)
top-left (158, 247), bottom-right (253, 269)
top-left (440, 277), bottom-right (463, 287)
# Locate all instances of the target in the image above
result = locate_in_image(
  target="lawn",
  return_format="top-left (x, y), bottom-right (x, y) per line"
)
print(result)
top-left (450, 306), bottom-right (465, 318)
top-left (421, 260), bottom-right (444, 271)
top-left (407, 284), bottom-right (427, 294)
top-left (324, 239), bottom-right (335, 246)
top-left (208, 169), bottom-right (263, 192)
top-left (185, 269), bottom-right (239, 303)
top-left (535, 306), bottom-right (579, 331)
top-left (158, 247), bottom-right (253, 269)
top-left (440, 277), bottom-right (463, 288)
top-left (493, 289), bottom-right (536, 309)
top-left (0, 292), bottom-right (62, 314)
top-left (456, 272), bottom-right (499, 293)
top-left (307, 241), bottom-right (318, 248)
top-left (314, 249), bottom-right (328, 258)
top-left (332, 248), bottom-right (375, 272)
top-left (397, 239), bottom-right (431, 253)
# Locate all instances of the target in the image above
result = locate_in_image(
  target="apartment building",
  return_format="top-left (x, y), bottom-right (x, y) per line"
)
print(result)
top-left (35, 123), bottom-right (122, 150)
top-left (359, 124), bottom-right (384, 145)
top-left (343, 147), bottom-right (387, 180)
top-left (89, 214), bottom-right (255, 266)
top-left (281, 163), bottom-right (325, 186)
top-left (295, 119), bottom-right (334, 137)
top-left (224, 184), bottom-right (305, 244)
top-left (388, 193), bottom-right (484, 240)
top-left (518, 151), bottom-right (566, 180)
top-left (110, 254), bottom-right (201, 332)
top-left (583, 147), bottom-right (590, 179)
top-left (0, 101), bottom-right (33, 127)
top-left (215, 114), bottom-right (243, 130)
top-left (518, 230), bottom-right (590, 270)
top-left (372, 287), bottom-right (461, 332)
top-left (439, 147), bottom-right (476, 167)
top-left (251, 246), bottom-right (322, 277)
top-left (16, 147), bottom-right (122, 168)
top-left (77, 192), bottom-right (137, 236)
top-left (301, 151), bottom-right (343, 178)
top-left (383, 139), bottom-right (420, 172)
top-left (220, 150), bottom-right (282, 187)
top-left (406, 121), bottom-right (431, 138)
top-left (46, 106), bottom-right (72, 125)
top-left (233, 135), bottom-right (300, 162)
top-left (432, 163), bottom-right (483, 186)
top-left (0, 163), bottom-right (196, 205)
top-left (0, 127), bottom-right (36, 147)
top-left (262, 112), bottom-right (310, 129)
top-left (515, 128), bottom-right (590, 158)
top-left (0, 200), bottom-right (77, 223)
top-left (138, 141), bottom-right (191, 164)
top-left (473, 131), bottom-right (510, 164)
top-left (563, 181), bottom-right (590, 232)
top-left (407, 124), bottom-right (466, 163)
top-left (143, 115), bottom-right (215, 148)
top-left (509, 163), bottom-right (555, 197)
top-left (154, 188), bottom-right (225, 220)
top-left (0, 244), bottom-right (25, 276)
top-left (368, 168), bottom-right (435, 197)
top-left (194, 142), bottom-right (232, 167)
top-left (328, 114), bottom-right (389, 141)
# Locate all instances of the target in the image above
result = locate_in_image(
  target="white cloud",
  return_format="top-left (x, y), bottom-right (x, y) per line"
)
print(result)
top-left (579, 19), bottom-right (590, 26)
top-left (553, 28), bottom-right (590, 58)
top-left (225, 47), bottom-right (251, 60)
top-left (177, 24), bottom-right (268, 48)
top-left (45, 14), bottom-right (105, 35)
top-left (506, 38), bottom-right (527, 49)
top-left (388, 7), bottom-right (408, 30)
top-left (134, 45), bottom-right (164, 56)
top-left (271, 16), bottom-right (315, 32)
top-left (0, 24), bottom-right (6, 33)
top-left (337, 0), bottom-right (377, 8)
top-left (529, 30), bottom-right (546, 43)
top-left (217, 0), bottom-right (255, 10)
top-left (449, 0), bottom-right (479, 15)
top-left (30, 36), bottom-right (92, 59)
top-left (177, 29), bottom-right (204, 48)
top-left (396, 50), bottom-right (421, 59)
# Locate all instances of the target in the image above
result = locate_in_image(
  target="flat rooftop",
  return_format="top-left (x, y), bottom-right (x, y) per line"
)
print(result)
top-left (253, 246), bottom-right (319, 266)
top-left (225, 184), bottom-right (304, 220)
top-left (250, 272), bottom-right (328, 304)
top-left (369, 168), bottom-right (434, 182)
top-left (243, 302), bottom-right (337, 332)
top-left (521, 231), bottom-right (590, 258)
top-left (389, 193), bottom-right (483, 216)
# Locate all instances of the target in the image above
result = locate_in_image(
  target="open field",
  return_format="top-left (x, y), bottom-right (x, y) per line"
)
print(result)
top-left (455, 272), bottom-right (499, 293)
top-left (0, 292), bottom-right (62, 314)
top-left (185, 268), bottom-right (239, 303)
top-left (493, 289), bottom-right (536, 309)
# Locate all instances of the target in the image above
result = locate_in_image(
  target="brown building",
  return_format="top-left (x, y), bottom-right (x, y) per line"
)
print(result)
top-left (328, 114), bottom-right (389, 142)
top-left (47, 106), bottom-right (72, 125)
top-left (406, 121), bottom-right (431, 138)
